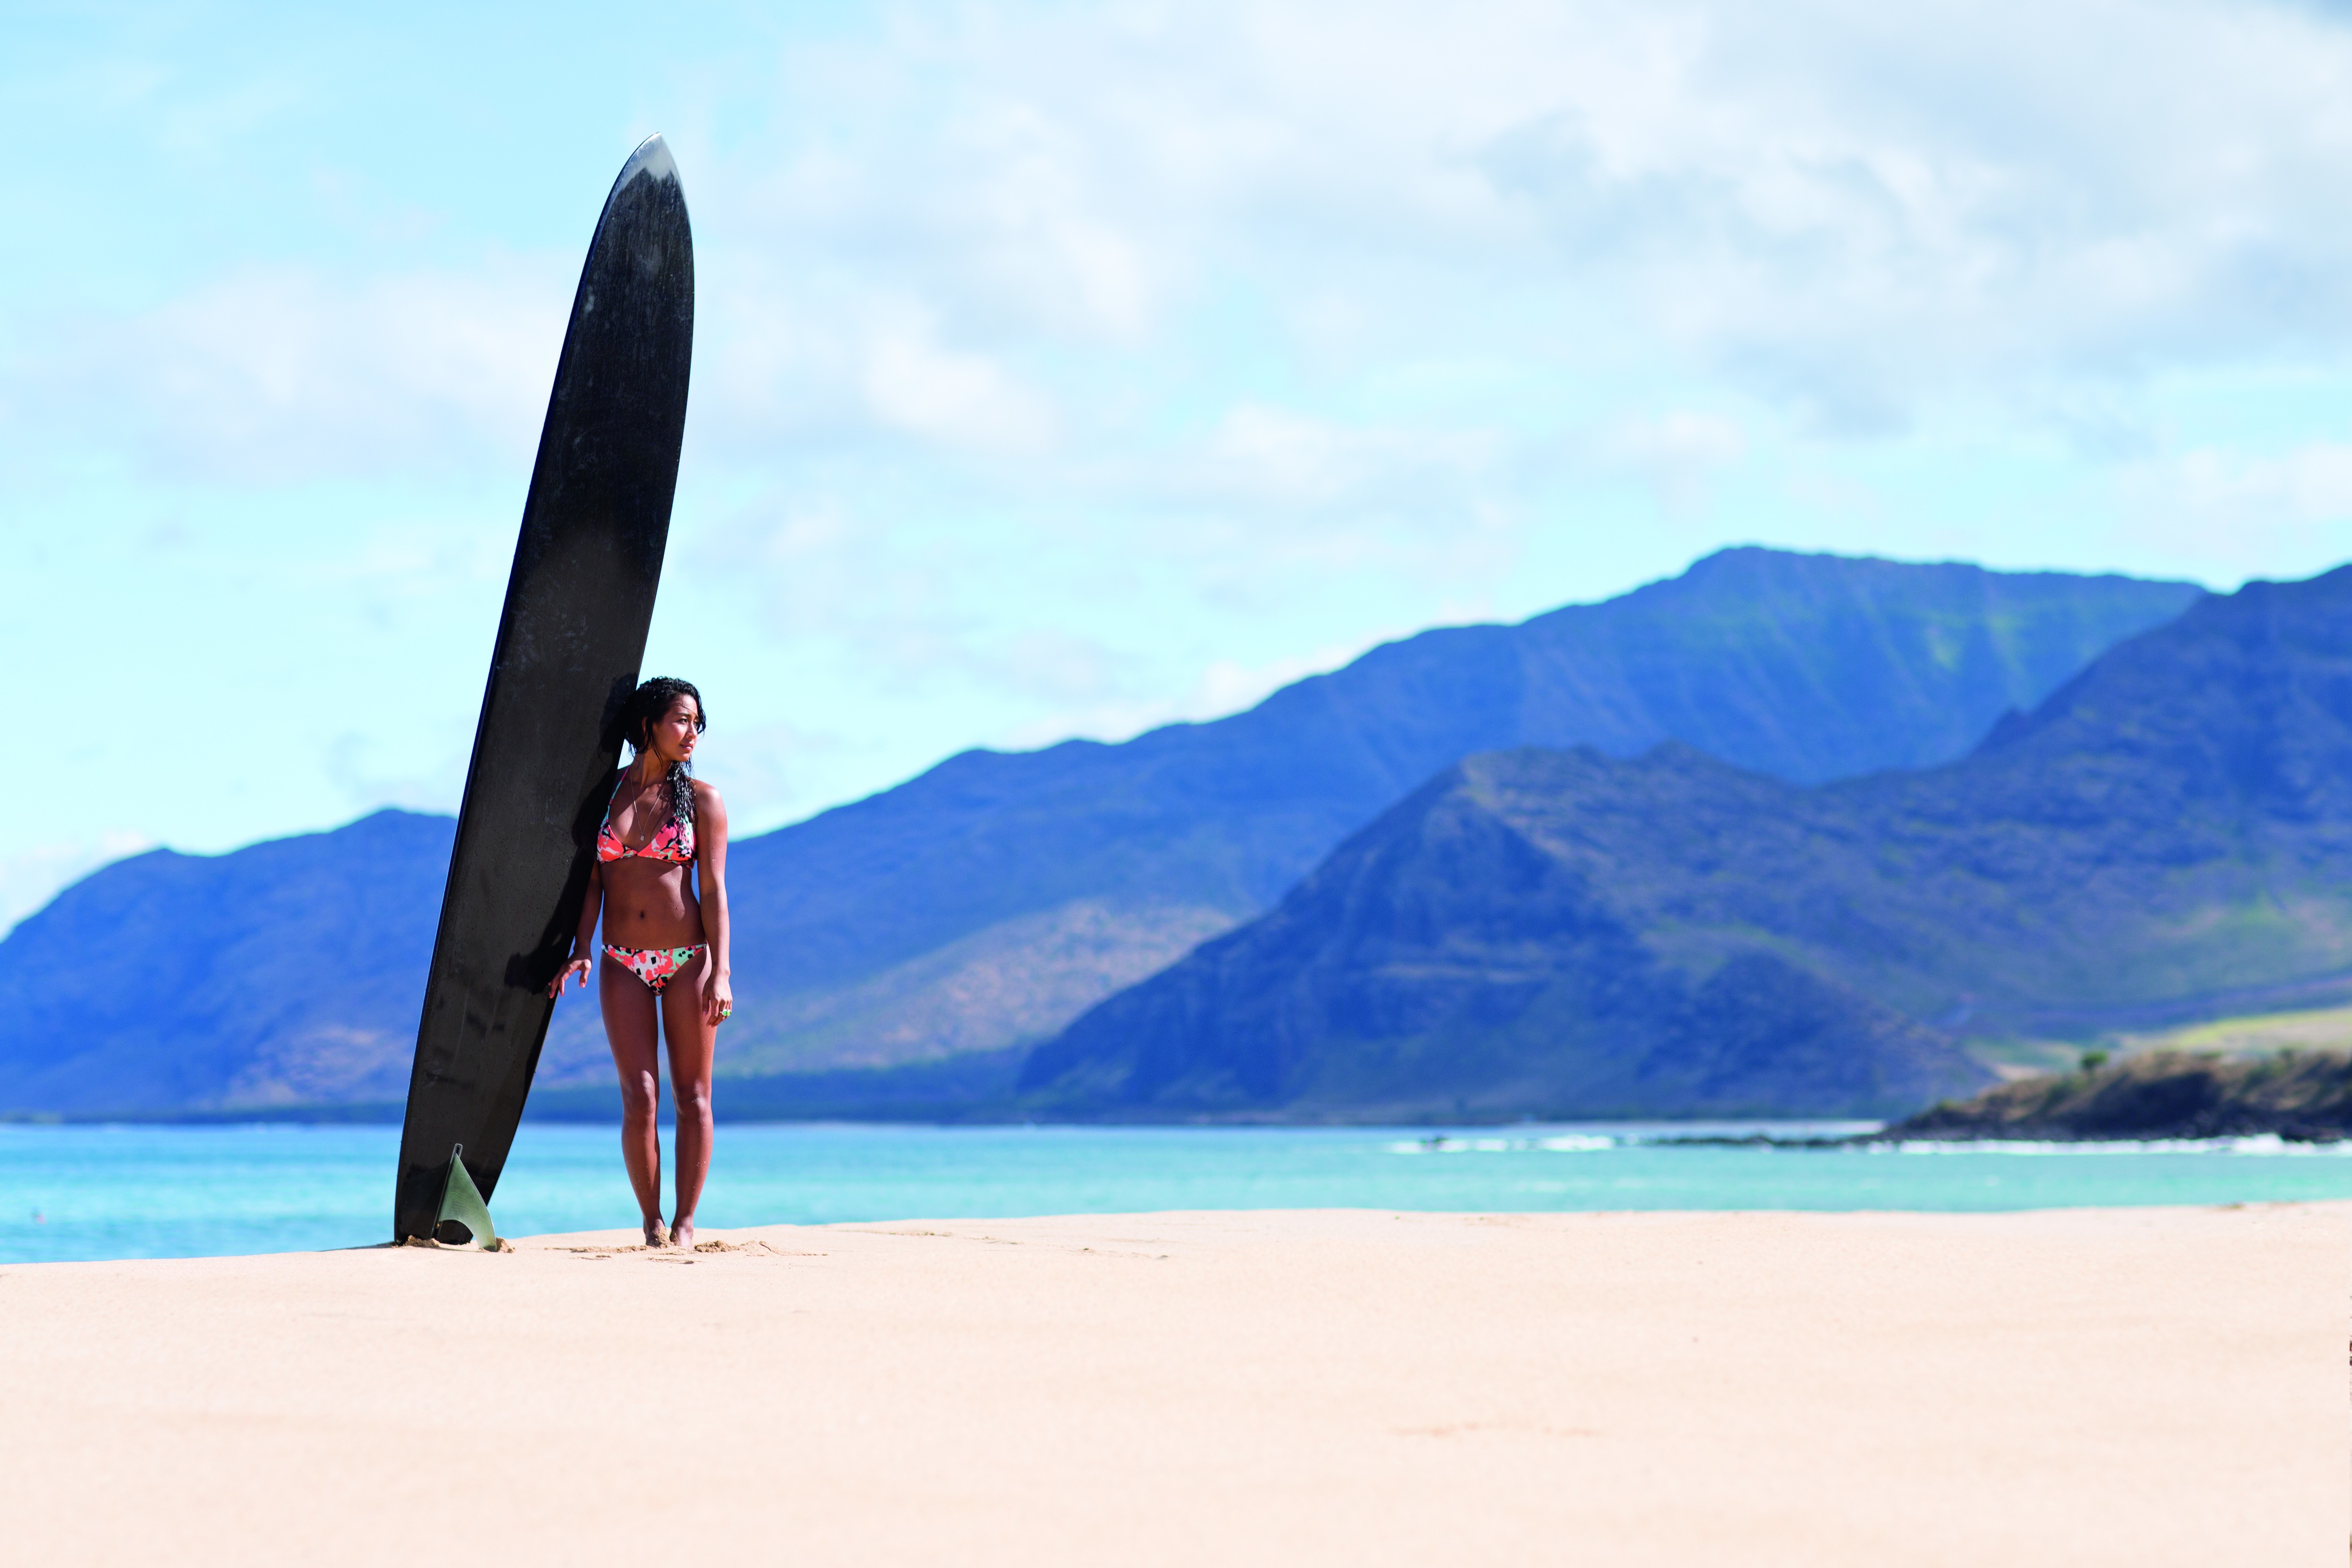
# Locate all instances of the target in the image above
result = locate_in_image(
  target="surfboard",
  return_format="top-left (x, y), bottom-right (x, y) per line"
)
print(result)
top-left (393, 136), bottom-right (694, 1241)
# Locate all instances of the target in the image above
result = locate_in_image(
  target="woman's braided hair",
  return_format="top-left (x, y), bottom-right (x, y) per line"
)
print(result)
top-left (620, 676), bottom-right (706, 833)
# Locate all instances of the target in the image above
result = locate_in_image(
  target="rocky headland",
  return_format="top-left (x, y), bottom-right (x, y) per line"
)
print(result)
top-left (1893, 1050), bottom-right (2352, 1140)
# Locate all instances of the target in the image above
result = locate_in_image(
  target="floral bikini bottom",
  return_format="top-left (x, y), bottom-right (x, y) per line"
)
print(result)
top-left (603, 942), bottom-right (708, 995)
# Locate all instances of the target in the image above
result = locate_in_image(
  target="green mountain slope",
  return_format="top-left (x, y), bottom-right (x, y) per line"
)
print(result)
top-left (0, 549), bottom-right (2199, 1114)
top-left (681, 548), bottom-right (2200, 1075)
top-left (1021, 567), bottom-right (2352, 1120)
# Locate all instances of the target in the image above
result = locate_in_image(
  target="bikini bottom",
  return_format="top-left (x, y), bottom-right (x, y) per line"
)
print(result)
top-left (604, 942), bottom-right (708, 995)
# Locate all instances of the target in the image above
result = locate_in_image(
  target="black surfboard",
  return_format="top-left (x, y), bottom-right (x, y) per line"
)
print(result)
top-left (393, 137), bottom-right (693, 1241)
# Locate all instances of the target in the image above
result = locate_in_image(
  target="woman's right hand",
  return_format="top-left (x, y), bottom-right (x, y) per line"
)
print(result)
top-left (547, 955), bottom-right (593, 1000)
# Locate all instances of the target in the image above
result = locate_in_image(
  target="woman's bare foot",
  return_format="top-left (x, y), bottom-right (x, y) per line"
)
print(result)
top-left (670, 1217), bottom-right (696, 1249)
top-left (644, 1220), bottom-right (670, 1248)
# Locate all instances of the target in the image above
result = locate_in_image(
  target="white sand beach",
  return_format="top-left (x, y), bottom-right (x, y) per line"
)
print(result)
top-left (2, 1203), bottom-right (2341, 1565)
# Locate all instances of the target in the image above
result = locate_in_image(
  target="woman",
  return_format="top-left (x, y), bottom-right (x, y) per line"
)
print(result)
top-left (547, 676), bottom-right (733, 1248)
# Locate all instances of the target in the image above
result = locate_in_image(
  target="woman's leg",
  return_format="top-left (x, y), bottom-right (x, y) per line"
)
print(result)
top-left (660, 951), bottom-right (717, 1248)
top-left (599, 951), bottom-right (667, 1245)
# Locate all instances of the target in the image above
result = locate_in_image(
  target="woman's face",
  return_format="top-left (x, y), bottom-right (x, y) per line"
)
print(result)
top-left (645, 696), bottom-right (702, 765)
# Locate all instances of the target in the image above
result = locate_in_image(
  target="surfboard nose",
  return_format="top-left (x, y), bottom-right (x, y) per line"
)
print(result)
top-left (617, 133), bottom-right (680, 192)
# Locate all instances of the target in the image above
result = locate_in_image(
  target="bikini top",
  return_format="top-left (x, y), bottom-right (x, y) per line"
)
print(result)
top-left (597, 778), bottom-right (696, 866)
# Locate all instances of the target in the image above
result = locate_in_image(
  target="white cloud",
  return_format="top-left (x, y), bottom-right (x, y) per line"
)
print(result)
top-left (702, 0), bottom-right (2352, 431)
top-left (1604, 410), bottom-right (1748, 515)
top-left (0, 831), bottom-right (157, 936)
top-left (1195, 404), bottom-right (1503, 513)
top-left (41, 0), bottom-right (2352, 495)
top-left (2115, 438), bottom-right (2352, 573)
top-left (11, 258), bottom-right (569, 482)
top-left (2171, 443), bottom-right (2352, 519)
top-left (19, 0), bottom-right (2352, 861)
top-left (859, 312), bottom-right (1058, 452)
top-left (321, 730), bottom-right (470, 819)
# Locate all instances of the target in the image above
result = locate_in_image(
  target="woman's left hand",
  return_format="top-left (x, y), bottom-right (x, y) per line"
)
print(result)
top-left (704, 971), bottom-right (734, 1028)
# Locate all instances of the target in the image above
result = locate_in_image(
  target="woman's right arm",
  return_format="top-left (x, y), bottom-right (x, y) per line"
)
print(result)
top-left (547, 863), bottom-right (602, 999)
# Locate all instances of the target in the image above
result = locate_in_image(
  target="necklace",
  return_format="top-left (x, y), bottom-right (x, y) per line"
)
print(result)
top-left (617, 764), bottom-right (669, 846)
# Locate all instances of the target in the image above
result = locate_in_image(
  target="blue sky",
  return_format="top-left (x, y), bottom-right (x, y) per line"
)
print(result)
top-left (10, 0), bottom-right (2352, 926)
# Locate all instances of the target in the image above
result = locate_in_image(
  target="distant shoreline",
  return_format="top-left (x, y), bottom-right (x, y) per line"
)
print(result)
top-left (17, 1048), bottom-right (2351, 1145)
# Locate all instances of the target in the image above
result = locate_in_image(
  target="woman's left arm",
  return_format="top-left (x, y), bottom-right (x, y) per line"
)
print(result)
top-left (697, 781), bottom-right (733, 1026)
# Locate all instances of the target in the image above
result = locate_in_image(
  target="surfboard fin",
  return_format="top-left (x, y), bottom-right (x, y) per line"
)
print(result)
top-left (433, 1145), bottom-right (500, 1250)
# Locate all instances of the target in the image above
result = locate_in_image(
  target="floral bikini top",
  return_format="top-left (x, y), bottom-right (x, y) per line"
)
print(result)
top-left (596, 778), bottom-right (696, 866)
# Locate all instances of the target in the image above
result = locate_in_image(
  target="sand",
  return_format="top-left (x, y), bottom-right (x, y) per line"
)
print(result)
top-left (0, 1203), bottom-right (2341, 1565)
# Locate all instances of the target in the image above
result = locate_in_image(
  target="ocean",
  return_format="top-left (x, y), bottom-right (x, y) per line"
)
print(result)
top-left (3, 1119), bottom-right (2348, 1265)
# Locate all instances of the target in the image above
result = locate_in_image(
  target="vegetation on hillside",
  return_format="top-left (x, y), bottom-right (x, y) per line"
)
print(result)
top-left (0, 550), bottom-right (2195, 1114)
top-left (1895, 1050), bottom-right (2352, 1140)
top-left (1026, 568), bottom-right (2352, 1120)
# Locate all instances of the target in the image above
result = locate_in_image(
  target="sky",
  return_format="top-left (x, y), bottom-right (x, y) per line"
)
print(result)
top-left (8, 0), bottom-right (2352, 928)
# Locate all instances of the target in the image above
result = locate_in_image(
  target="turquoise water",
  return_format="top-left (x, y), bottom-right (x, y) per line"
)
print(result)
top-left (4, 1120), bottom-right (2350, 1265)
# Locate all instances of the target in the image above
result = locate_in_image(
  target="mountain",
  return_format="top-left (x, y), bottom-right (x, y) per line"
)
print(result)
top-left (1021, 567), bottom-right (2352, 1120)
top-left (0, 548), bottom-right (2197, 1115)
top-left (0, 811), bottom-right (451, 1113)
top-left (679, 549), bottom-right (2198, 1077)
